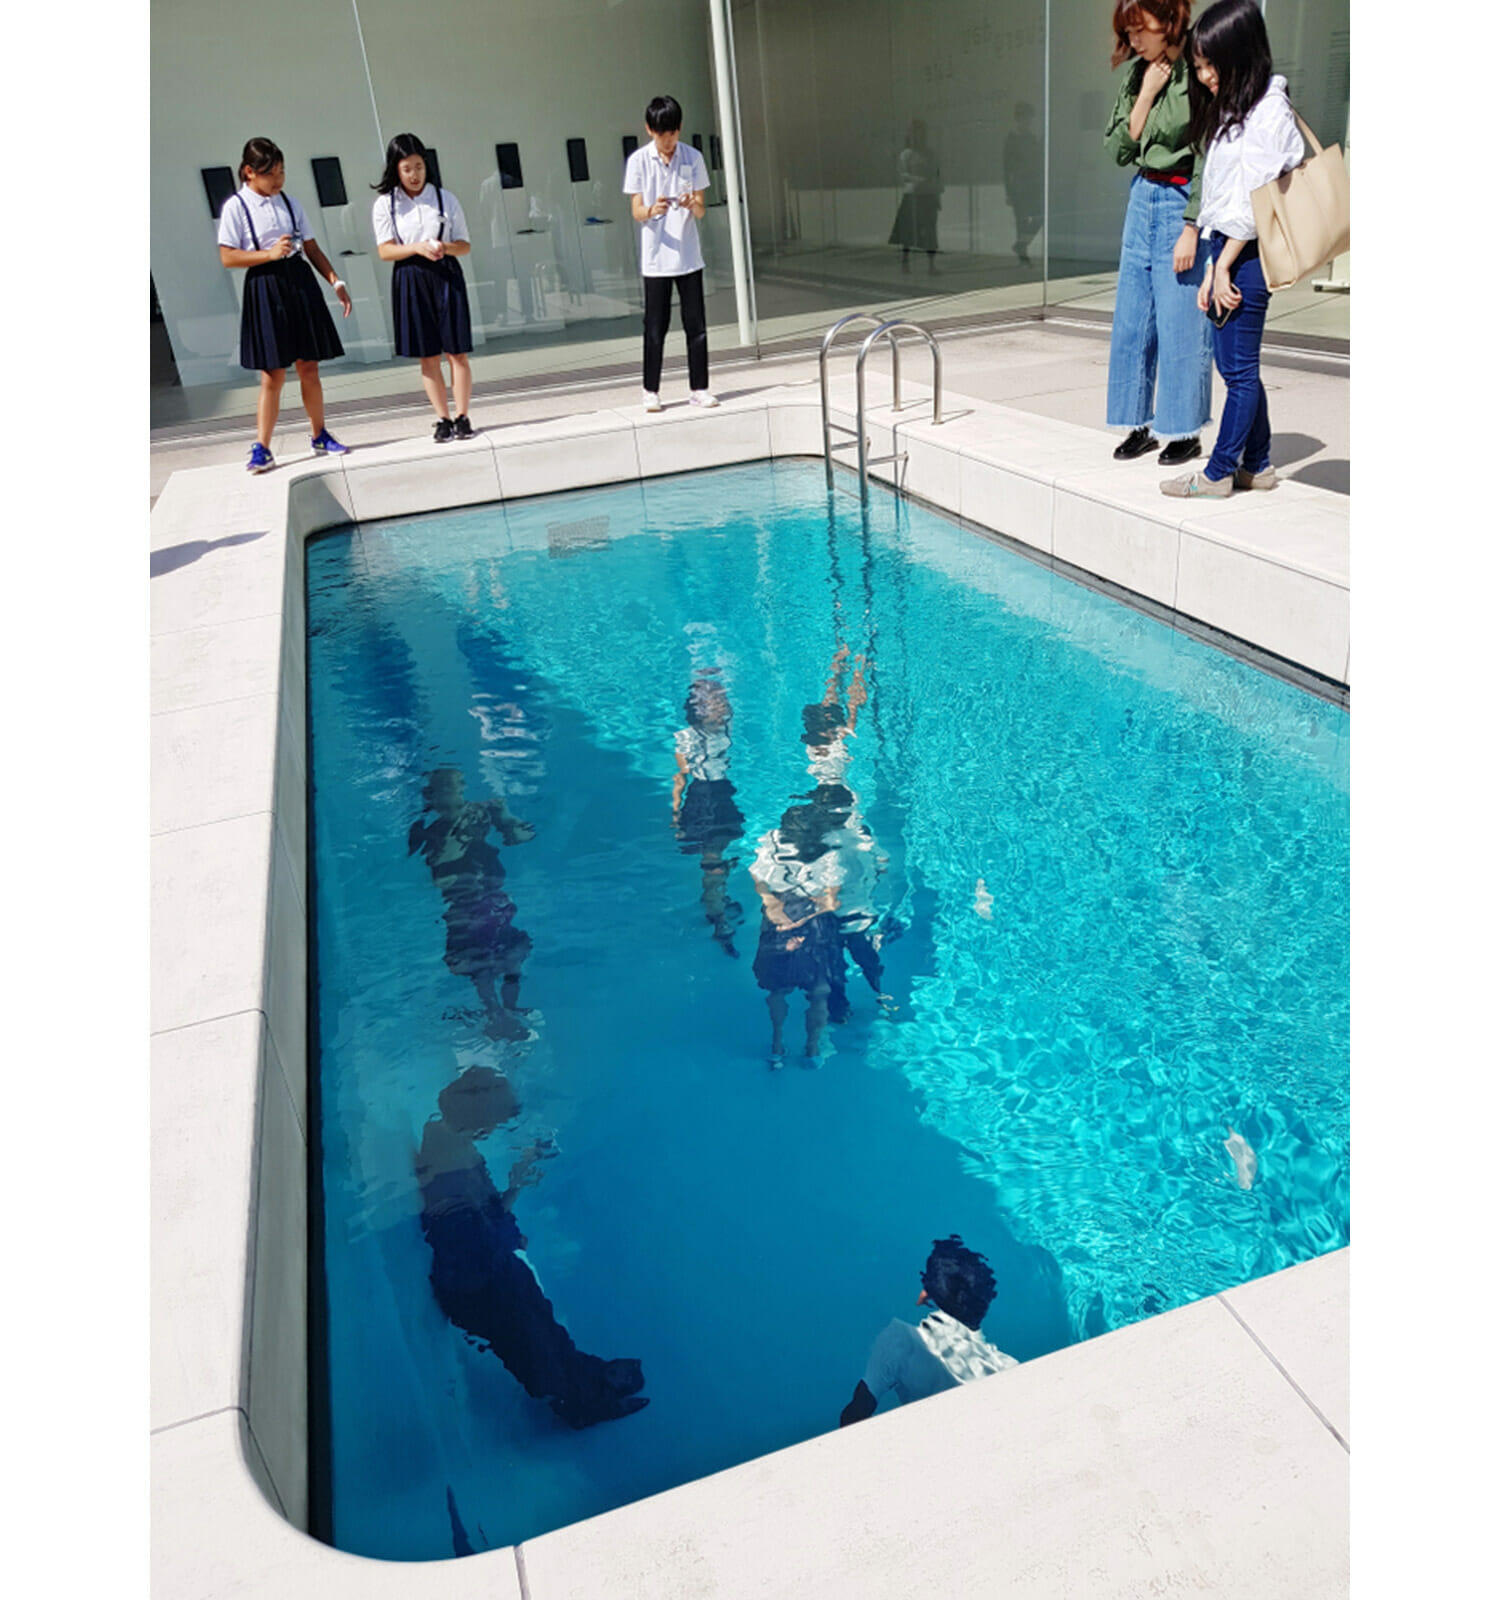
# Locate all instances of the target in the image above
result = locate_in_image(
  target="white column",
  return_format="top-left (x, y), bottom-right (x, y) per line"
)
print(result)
top-left (708, 0), bottom-right (755, 350)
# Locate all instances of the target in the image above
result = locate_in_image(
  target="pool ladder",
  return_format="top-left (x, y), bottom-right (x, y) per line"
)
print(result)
top-left (818, 313), bottom-right (944, 500)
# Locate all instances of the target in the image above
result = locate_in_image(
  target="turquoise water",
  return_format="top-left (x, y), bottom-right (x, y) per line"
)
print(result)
top-left (307, 460), bottom-right (1349, 1560)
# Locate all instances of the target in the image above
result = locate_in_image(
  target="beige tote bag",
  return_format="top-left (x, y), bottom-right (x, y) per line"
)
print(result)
top-left (1252, 111), bottom-right (1350, 291)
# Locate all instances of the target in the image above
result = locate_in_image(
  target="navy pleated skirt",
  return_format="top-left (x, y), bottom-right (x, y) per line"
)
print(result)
top-left (392, 254), bottom-right (473, 358)
top-left (239, 257), bottom-right (344, 372)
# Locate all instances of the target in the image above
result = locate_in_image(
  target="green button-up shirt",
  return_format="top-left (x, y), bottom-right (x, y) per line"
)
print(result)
top-left (1105, 54), bottom-right (1203, 225)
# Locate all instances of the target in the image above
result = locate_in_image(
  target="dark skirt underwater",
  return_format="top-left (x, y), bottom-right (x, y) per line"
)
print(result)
top-left (239, 257), bottom-right (345, 371)
top-left (393, 253), bottom-right (474, 358)
top-left (753, 908), bottom-right (845, 995)
top-left (674, 777), bottom-right (745, 857)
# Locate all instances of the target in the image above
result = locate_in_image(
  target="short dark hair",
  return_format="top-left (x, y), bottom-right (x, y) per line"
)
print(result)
top-left (1187, 0), bottom-right (1275, 149)
top-left (1110, 0), bottom-right (1193, 69)
top-left (374, 132), bottom-right (430, 197)
top-left (921, 1235), bottom-right (997, 1329)
top-left (240, 137), bottom-right (284, 179)
top-left (645, 95), bottom-right (683, 134)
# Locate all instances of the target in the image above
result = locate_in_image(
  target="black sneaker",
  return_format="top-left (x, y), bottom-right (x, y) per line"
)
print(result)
top-left (433, 417), bottom-right (455, 444)
top-left (452, 414), bottom-right (474, 440)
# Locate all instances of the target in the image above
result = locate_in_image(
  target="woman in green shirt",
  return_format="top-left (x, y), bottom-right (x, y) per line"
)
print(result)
top-left (1104, 0), bottom-right (1214, 467)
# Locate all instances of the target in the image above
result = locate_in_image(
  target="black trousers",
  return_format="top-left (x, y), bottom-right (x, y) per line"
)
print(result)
top-left (642, 269), bottom-right (709, 393)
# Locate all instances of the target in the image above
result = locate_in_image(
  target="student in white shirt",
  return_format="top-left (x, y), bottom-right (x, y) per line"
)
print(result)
top-left (373, 134), bottom-right (477, 445)
top-left (840, 1235), bottom-right (1018, 1426)
top-left (216, 136), bottom-right (353, 474)
top-left (1161, 0), bottom-right (1305, 499)
top-left (623, 96), bottom-right (717, 413)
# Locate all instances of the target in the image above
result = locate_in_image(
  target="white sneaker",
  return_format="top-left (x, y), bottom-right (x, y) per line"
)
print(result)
top-left (643, 390), bottom-right (663, 413)
top-left (689, 390), bottom-right (719, 408)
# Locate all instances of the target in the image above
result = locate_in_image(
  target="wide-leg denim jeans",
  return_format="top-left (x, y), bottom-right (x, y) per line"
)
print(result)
top-left (1106, 174), bottom-right (1213, 440)
top-left (1204, 238), bottom-right (1272, 482)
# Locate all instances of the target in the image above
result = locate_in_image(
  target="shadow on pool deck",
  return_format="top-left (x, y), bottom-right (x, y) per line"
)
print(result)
top-left (151, 530), bottom-right (269, 577)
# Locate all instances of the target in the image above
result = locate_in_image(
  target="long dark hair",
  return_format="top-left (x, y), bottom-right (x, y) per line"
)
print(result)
top-left (373, 132), bottom-right (430, 197)
top-left (1187, 0), bottom-right (1274, 149)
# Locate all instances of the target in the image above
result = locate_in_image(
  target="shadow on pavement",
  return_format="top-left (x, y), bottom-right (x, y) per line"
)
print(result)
top-left (151, 530), bottom-right (269, 578)
top-left (1288, 458), bottom-right (1349, 496)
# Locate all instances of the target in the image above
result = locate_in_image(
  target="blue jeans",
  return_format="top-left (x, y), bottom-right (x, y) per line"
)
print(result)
top-left (1106, 174), bottom-right (1213, 440)
top-left (1205, 238), bottom-right (1271, 482)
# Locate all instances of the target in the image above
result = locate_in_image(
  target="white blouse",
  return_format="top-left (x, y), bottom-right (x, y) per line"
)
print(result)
top-left (372, 183), bottom-right (471, 247)
top-left (1195, 75), bottom-right (1306, 242)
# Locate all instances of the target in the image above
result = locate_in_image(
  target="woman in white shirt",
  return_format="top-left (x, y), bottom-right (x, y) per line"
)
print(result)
top-left (1161, 0), bottom-right (1305, 499)
top-left (372, 134), bottom-right (477, 444)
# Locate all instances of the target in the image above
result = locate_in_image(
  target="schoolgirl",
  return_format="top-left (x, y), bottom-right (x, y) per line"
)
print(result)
top-left (1161, 0), bottom-right (1305, 498)
top-left (1103, 0), bottom-right (1213, 469)
top-left (372, 134), bottom-right (476, 443)
top-left (216, 137), bottom-right (352, 473)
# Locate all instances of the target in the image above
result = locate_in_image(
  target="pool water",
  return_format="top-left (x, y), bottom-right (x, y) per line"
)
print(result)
top-left (307, 460), bottom-right (1349, 1560)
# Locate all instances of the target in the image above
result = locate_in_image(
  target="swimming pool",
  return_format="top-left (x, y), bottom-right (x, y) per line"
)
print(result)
top-left (307, 459), bottom-right (1349, 1561)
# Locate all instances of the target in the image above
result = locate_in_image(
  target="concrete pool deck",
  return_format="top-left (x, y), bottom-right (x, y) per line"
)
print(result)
top-left (151, 344), bottom-right (1350, 1596)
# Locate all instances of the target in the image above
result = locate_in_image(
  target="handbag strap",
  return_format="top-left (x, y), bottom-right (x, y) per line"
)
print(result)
top-left (1292, 109), bottom-right (1325, 156)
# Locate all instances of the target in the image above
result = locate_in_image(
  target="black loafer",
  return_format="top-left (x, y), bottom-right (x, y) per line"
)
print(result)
top-left (1158, 436), bottom-right (1201, 467)
top-left (1113, 427), bottom-right (1159, 461)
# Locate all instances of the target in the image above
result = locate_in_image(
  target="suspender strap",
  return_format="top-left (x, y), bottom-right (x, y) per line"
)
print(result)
top-left (235, 192), bottom-right (259, 252)
top-left (235, 191), bottom-right (298, 254)
top-left (390, 183), bottom-right (446, 247)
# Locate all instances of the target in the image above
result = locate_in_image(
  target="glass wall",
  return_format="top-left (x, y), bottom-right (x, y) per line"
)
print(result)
top-left (150, 0), bottom-right (1348, 428)
top-left (730, 0), bottom-right (1047, 345)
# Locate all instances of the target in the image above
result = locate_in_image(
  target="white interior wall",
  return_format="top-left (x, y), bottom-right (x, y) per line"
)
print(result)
top-left (152, 0), bottom-right (384, 382)
top-left (152, 0), bottom-right (719, 386)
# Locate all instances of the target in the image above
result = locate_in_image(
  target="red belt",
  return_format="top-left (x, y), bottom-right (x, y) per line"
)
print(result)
top-left (1141, 168), bottom-right (1191, 186)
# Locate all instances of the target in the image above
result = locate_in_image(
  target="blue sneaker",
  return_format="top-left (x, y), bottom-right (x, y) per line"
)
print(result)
top-left (246, 443), bottom-right (275, 474)
top-left (310, 428), bottom-right (349, 455)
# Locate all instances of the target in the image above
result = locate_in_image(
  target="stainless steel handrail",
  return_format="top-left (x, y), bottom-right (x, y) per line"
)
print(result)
top-left (855, 321), bottom-right (943, 499)
top-left (819, 313), bottom-right (901, 489)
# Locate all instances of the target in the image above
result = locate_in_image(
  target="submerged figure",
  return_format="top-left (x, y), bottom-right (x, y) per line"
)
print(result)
top-left (752, 651), bottom-right (895, 1063)
top-left (671, 672), bottom-right (746, 957)
top-left (417, 1065), bottom-right (649, 1428)
top-left (408, 767), bottom-right (536, 1040)
top-left (750, 794), bottom-right (848, 1064)
top-left (751, 782), bottom-right (890, 1060)
top-left (840, 1235), bottom-right (1018, 1426)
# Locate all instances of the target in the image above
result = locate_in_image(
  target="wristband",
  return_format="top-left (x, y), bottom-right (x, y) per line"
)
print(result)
top-left (332, 279), bottom-right (347, 292)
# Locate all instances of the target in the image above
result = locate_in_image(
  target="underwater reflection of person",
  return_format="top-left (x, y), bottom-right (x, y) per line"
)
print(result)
top-left (840, 1235), bottom-right (1018, 1426)
top-left (671, 673), bottom-right (746, 957)
top-left (750, 785), bottom-right (865, 1064)
top-left (417, 1065), bottom-right (650, 1428)
top-left (408, 768), bottom-right (536, 1041)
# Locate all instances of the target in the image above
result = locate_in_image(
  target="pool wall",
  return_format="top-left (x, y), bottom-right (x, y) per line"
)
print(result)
top-left (151, 381), bottom-right (1349, 1597)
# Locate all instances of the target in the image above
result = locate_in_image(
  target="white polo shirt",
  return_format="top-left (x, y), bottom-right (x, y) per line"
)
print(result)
top-left (623, 142), bottom-right (710, 277)
top-left (217, 185), bottom-right (312, 258)
top-left (372, 183), bottom-right (471, 248)
top-left (862, 1311), bottom-right (1018, 1407)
